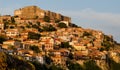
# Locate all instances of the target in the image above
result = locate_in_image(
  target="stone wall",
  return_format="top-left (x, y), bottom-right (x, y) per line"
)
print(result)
top-left (14, 6), bottom-right (71, 22)
top-left (14, 6), bottom-right (45, 19)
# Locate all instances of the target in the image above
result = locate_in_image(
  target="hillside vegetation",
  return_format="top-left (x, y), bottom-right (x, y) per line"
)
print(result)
top-left (0, 52), bottom-right (35, 70)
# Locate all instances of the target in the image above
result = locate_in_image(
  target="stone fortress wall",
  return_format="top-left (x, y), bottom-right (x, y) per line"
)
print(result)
top-left (14, 6), bottom-right (71, 22)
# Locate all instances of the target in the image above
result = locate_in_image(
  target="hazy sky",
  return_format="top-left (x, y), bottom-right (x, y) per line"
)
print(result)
top-left (0, 0), bottom-right (120, 43)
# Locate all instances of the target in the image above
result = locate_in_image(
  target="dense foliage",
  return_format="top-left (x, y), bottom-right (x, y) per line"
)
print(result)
top-left (28, 32), bottom-right (41, 40)
top-left (44, 16), bottom-right (50, 22)
top-left (84, 60), bottom-right (101, 70)
top-left (0, 35), bottom-right (7, 44)
top-left (31, 61), bottom-right (47, 70)
top-left (30, 45), bottom-right (40, 53)
top-left (109, 59), bottom-right (120, 70)
top-left (59, 42), bottom-right (72, 48)
top-left (58, 22), bottom-right (67, 28)
top-left (66, 60), bottom-right (83, 70)
top-left (42, 25), bottom-right (56, 32)
top-left (101, 35), bottom-right (114, 51)
top-left (0, 52), bottom-right (35, 70)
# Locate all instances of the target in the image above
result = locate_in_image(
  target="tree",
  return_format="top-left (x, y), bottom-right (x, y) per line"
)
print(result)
top-left (84, 60), bottom-right (101, 70)
top-left (36, 22), bottom-right (40, 26)
top-left (10, 26), bottom-right (15, 29)
top-left (42, 25), bottom-right (56, 32)
top-left (0, 35), bottom-right (7, 44)
top-left (14, 15), bottom-right (18, 18)
top-left (6, 53), bottom-right (35, 70)
top-left (11, 17), bottom-right (15, 23)
top-left (58, 22), bottom-right (67, 28)
top-left (55, 19), bottom-right (60, 23)
top-left (48, 25), bottom-right (56, 31)
top-left (45, 55), bottom-right (53, 65)
top-left (59, 42), bottom-right (72, 48)
top-left (26, 25), bottom-right (31, 28)
top-left (31, 61), bottom-right (47, 70)
top-left (4, 21), bottom-right (9, 29)
top-left (70, 23), bottom-right (78, 27)
top-left (66, 60), bottom-right (83, 70)
top-left (99, 47), bottom-right (104, 51)
top-left (28, 32), bottom-right (41, 40)
top-left (32, 24), bottom-right (39, 29)
top-left (49, 64), bottom-right (63, 70)
top-left (101, 41), bottom-right (111, 51)
top-left (83, 31), bottom-right (92, 37)
top-left (8, 45), bottom-right (16, 50)
top-left (20, 26), bottom-right (25, 29)
top-left (30, 45), bottom-right (40, 53)
top-left (44, 16), bottom-right (50, 22)
top-left (38, 28), bottom-right (43, 32)
top-left (35, 16), bottom-right (39, 19)
top-left (101, 35), bottom-right (114, 51)
top-left (109, 59), bottom-right (120, 70)
top-left (68, 53), bottom-right (74, 59)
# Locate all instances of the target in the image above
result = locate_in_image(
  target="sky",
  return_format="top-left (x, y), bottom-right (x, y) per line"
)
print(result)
top-left (0, 0), bottom-right (120, 43)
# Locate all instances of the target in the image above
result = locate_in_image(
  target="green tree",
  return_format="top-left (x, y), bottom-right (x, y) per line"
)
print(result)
top-left (42, 25), bottom-right (56, 32)
top-left (84, 60), bottom-right (101, 70)
top-left (10, 26), bottom-right (15, 29)
top-left (26, 25), bottom-right (31, 28)
top-left (28, 32), bottom-right (41, 40)
top-left (99, 47), bottom-right (104, 51)
top-left (58, 22), bottom-right (67, 28)
top-left (38, 28), bottom-right (43, 32)
top-left (70, 23), bottom-right (78, 27)
top-left (101, 35), bottom-right (114, 51)
top-left (14, 15), bottom-right (18, 18)
top-left (49, 64), bottom-right (63, 70)
top-left (0, 35), bottom-right (7, 44)
top-left (6, 53), bottom-right (35, 70)
top-left (68, 53), bottom-right (74, 59)
top-left (109, 59), bottom-right (120, 70)
top-left (30, 45), bottom-right (40, 53)
top-left (101, 41), bottom-right (111, 51)
top-left (20, 26), bottom-right (25, 29)
top-left (44, 16), bottom-right (50, 22)
top-left (35, 16), bottom-right (39, 19)
top-left (59, 42), bottom-right (72, 48)
top-left (11, 17), bottom-right (15, 23)
top-left (55, 19), bottom-right (60, 23)
top-left (36, 22), bottom-right (40, 26)
top-left (4, 21), bottom-right (9, 29)
top-left (8, 45), bottom-right (16, 50)
top-left (83, 31), bottom-right (92, 37)
top-left (45, 55), bottom-right (53, 65)
top-left (31, 61), bottom-right (47, 70)
top-left (66, 60), bottom-right (83, 70)
top-left (32, 24), bottom-right (39, 29)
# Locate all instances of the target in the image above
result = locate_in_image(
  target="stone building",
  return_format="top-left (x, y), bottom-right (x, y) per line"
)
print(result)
top-left (14, 6), bottom-right (45, 19)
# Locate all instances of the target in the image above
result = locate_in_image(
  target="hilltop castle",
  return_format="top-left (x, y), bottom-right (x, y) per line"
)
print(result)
top-left (14, 6), bottom-right (71, 22)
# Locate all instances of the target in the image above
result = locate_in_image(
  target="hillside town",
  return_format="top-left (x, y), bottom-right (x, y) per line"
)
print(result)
top-left (0, 6), bottom-right (120, 70)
